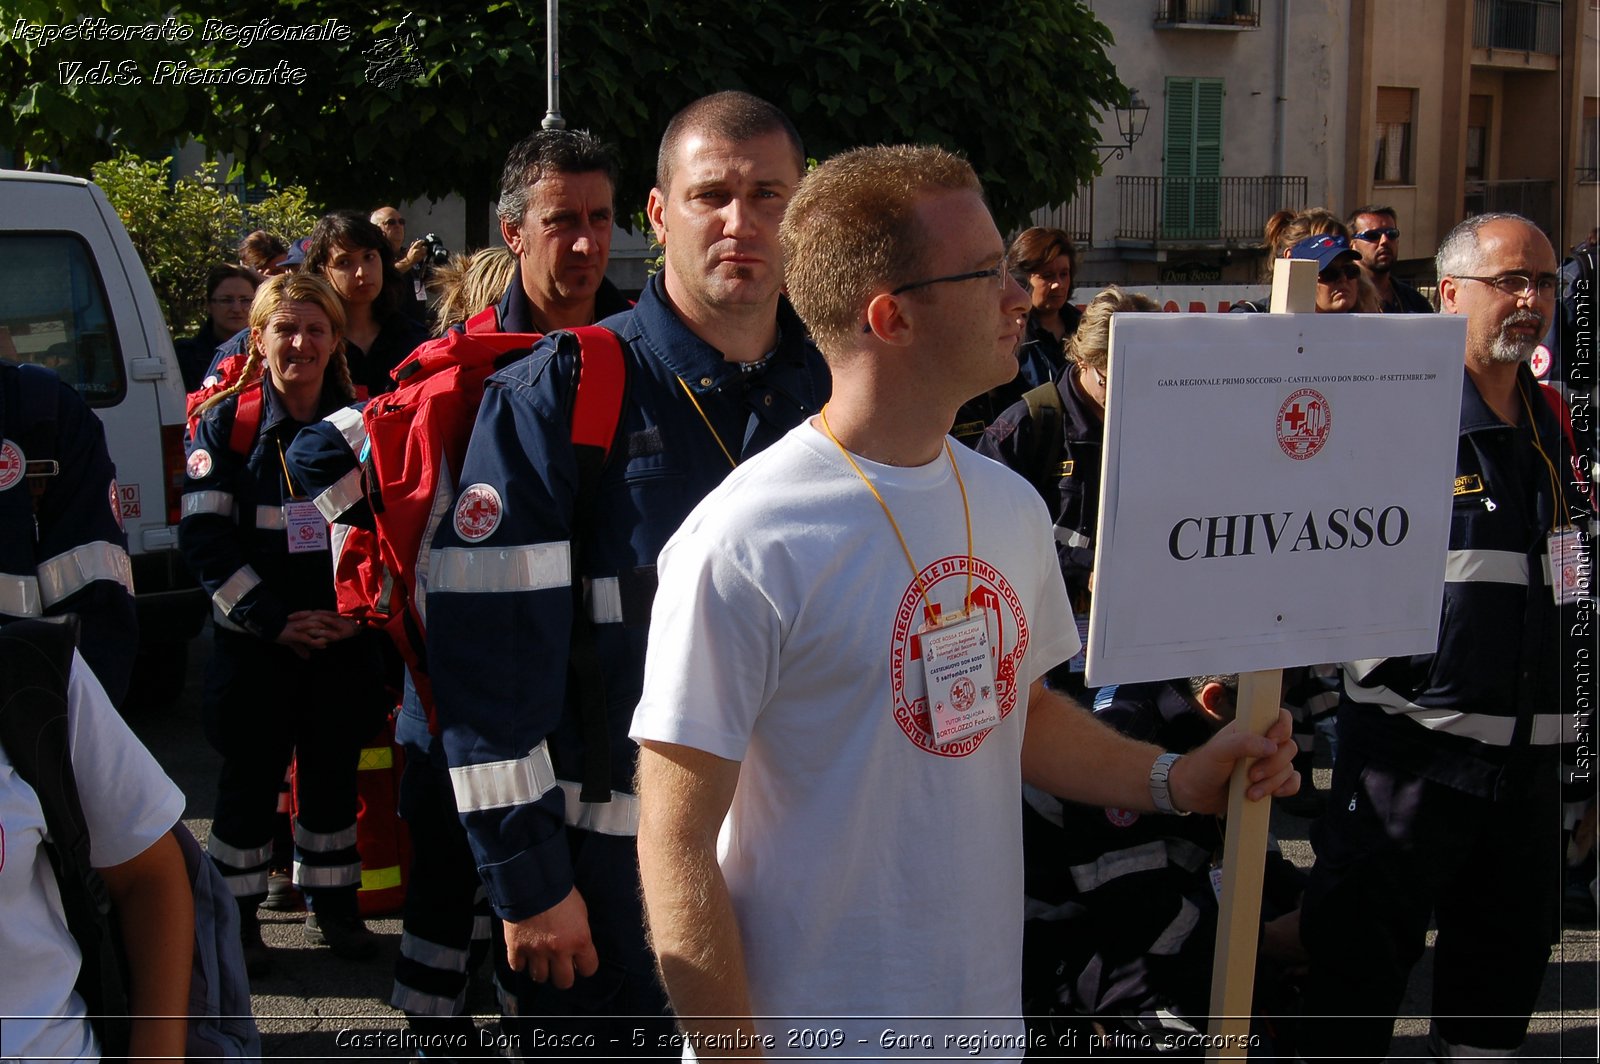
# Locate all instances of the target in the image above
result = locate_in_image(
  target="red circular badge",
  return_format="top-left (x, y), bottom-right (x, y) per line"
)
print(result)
top-left (454, 483), bottom-right (503, 542)
top-left (1105, 807), bottom-right (1140, 828)
top-left (1531, 344), bottom-right (1553, 380)
top-left (950, 676), bottom-right (977, 713)
top-left (1276, 388), bottom-right (1331, 461)
top-left (0, 439), bottom-right (23, 492)
top-left (186, 448), bottom-right (213, 480)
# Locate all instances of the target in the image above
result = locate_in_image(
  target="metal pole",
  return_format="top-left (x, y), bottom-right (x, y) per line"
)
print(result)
top-left (542, 0), bottom-right (564, 129)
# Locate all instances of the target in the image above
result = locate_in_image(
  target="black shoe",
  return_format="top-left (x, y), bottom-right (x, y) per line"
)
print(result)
top-left (305, 912), bottom-right (380, 960)
top-left (239, 912), bottom-right (274, 978)
top-left (260, 870), bottom-right (305, 913)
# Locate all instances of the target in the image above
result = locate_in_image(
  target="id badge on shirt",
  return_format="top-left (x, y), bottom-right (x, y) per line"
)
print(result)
top-left (284, 499), bottom-right (330, 555)
top-left (1549, 527), bottom-right (1592, 606)
top-left (920, 609), bottom-right (1001, 748)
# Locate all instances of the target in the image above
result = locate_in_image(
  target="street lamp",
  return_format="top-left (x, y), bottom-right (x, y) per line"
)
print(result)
top-left (1096, 89), bottom-right (1150, 162)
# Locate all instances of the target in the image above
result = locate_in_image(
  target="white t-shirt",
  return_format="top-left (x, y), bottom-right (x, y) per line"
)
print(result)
top-left (632, 421), bottom-right (1078, 1057)
top-left (0, 650), bottom-right (185, 1062)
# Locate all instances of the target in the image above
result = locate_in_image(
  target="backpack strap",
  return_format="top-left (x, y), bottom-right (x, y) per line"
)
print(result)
top-left (0, 620), bottom-right (131, 1058)
top-left (562, 326), bottom-right (629, 805)
top-left (465, 305), bottom-right (501, 334)
top-left (228, 379), bottom-right (265, 458)
top-left (1021, 380), bottom-right (1066, 501)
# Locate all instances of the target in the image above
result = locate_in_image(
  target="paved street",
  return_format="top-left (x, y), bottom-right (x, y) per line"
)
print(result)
top-left (130, 633), bottom-right (1598, 1060)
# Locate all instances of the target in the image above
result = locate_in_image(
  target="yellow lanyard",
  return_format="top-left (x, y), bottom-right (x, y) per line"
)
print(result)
top-left (676, 378), bottom-right (738, 470)
top-left (817, 406), bottom-right (973, 620)
top-left (274, 436), bottom-right (302, 501)
top-left (1515, 382), bottom-right (1569, 534)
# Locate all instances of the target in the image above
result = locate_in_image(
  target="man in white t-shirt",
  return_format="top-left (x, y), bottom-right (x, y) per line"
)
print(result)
top-left (0, 642), bottom-right (191, 1061)
top-left (630, 145), bottom-right (1301, 1059)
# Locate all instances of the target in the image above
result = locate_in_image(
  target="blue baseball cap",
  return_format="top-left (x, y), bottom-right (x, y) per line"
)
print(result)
top-left (280, 236), bottom-right (312, 268)
top-left (1287, 233), bottom-right (1358, 271)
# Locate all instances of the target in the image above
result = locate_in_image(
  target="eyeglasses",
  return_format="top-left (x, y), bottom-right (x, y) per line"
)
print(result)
top-left (209, 296), bottom-right (253, 306)
top-left (1353, 226), bottom-right (1400, 243)
top-left (1318, 263), bottom-right (1362, 284)
top-left (890, 265), bottom-right (1010, 296)
top-left (1452, 273), bottom-right (1560, 299)
top-left (378, 217), bottom-right (405, 228)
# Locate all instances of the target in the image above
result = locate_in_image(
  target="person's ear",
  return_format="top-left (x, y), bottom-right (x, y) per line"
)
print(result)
top-left (863, 292), bottom-right (915, 347)
top-left (1196, 681), bottom-right (1235, 726)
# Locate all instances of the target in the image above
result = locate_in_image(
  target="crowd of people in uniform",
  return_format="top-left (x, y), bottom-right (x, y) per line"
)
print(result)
top-left (0, 87), bottom-right (1591, 1063)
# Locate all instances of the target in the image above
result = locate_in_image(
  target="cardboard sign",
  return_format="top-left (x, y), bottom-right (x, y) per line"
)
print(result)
top-left (1085, 312), bottom-right (1465, 687)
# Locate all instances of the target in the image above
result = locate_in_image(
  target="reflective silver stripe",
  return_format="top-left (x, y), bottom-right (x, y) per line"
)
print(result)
top-left (390, 982), bottom-right (466, 1018)
top-left (1069, 840), bottom-right (1167, 893)
top-left (0, 573), bottom-right (43, 618)
top-left (255, 505), bottom-right (286, 530)
top-left (293, 821), bottom-right (359, 852)
top-left (213, 565), bottom-right (262, 615)
top-left (221, 870), bottom-right (269, 897)
top-left (1445, 548), bottom-right (1528, 586)
top-left (557, 781), bottom-right (640, 836)
top-left (400, 932), bottom-right (471, 973)
top-left (1533, 712), bottom-right (1569, 745)
top-left (212, 607), bottom-right (250, 633)
top-left (293, 860), bottom-right (362, 888)
top-left (1148, 897), bottom-right (1201, 956)
top-left (1054, 526), bottom-right (1092, 550)
top-left (412, 454), bottom-right (457, 624)
top-left (36, 541), bottom-right (134, 606)
top-left (207, 834), bottom-right (273, 870)
top-left (449, 742), bottom-right (558, 813)
top-left (182, 489), bottom-right (234, 518)
top-left (472, 915), bottom-right (493, 940)
top-left (1022, 784), bottom-right (1064, 828)
top-left (1164, 838), bottom-right (1210, 874)
top-left (1340, 679), bottom-right (1565, 747)
top-left (325, 405), bottom-right (369, 453)
top-left (330, 522), bottom-right (352, 568)
top-left (314, 468), bottom-right (364, 522)
top-left (587, 576), bottom-right (623, 624)
top-left (429, 542), bottom-right (571, 595)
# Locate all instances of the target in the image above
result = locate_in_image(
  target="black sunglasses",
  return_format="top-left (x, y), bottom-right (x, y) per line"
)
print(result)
top-left (1353, 226), bottom-right (1400, 242)
top-left (1318, 263), bottom-right (1361, 284)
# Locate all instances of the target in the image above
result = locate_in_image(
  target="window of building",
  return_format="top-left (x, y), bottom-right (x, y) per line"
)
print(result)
top-left (1465, 94), bottom-right (1491, 182)
top-left (1374, 87), bottom-right (1415, 186)
top-left (1162, 78), bottom-right (1225, 239)
top-left (1582, 97), bottom-right (1599, 184)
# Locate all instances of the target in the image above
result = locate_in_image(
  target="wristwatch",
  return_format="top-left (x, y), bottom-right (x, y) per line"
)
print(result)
top-left (1149, 752), bottom-right (1189, 815)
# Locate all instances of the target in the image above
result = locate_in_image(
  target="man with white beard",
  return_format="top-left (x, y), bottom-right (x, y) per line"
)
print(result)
top-left (1298, 213), bottom-right (1589, 1059)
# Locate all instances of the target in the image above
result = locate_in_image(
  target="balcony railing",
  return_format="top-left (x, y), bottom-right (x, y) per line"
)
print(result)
top-left (1024, 187), bottom-right (1094, 245)
top-left (1463, 179), bottom-right (1556, 240)
top-left (1155, 1), bottom-right (1261, 28)
top-left (1472, 0), bottom-right (1561, 55)
top-left (1115, 176), bottom-right (1307, 245)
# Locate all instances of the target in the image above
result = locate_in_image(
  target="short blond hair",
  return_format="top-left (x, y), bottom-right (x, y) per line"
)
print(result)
top-left (780, 144), bottom-right (981, 353)
top-left (1068, 286), bottom-right (1160, 374)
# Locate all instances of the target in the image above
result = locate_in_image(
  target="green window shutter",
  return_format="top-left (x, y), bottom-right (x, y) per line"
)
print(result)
top-left (1163, 78), bottom-right (1196, 236)
top-left (1193, 79), bottom-right (1224, 235)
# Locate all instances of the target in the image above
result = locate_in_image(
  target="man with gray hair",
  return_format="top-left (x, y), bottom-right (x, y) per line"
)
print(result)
top-left (1299, 212), bottom-right (1587, 1058)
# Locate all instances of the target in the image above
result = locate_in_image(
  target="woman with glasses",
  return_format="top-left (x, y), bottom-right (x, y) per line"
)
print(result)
top-left (1231, 209), bottom-right (1380, 314)
top-left (176, 264), bottom-right (259, 390)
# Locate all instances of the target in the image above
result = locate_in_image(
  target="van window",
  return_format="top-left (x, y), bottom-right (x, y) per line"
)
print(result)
top-left (0, 233), bottom-right (126, 406)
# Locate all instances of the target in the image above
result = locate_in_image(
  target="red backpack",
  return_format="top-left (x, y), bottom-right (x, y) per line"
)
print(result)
top-left (337, 307), bottom-right (627, 726)
top-left (185, 352), bottom-right (262, 453)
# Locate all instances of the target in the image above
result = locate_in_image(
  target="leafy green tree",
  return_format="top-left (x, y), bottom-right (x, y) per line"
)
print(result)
top-left (90, 151), bottom-right (319, 336)
top-left (6, 2), bottom-right (1123, 240)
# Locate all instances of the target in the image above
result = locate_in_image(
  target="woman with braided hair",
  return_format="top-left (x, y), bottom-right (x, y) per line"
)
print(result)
top-left (181, 273), bottom-right (390, 973)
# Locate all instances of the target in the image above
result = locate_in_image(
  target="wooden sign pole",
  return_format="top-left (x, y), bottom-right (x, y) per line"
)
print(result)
top-left (1205, 257), bottom-right (1316, 1057)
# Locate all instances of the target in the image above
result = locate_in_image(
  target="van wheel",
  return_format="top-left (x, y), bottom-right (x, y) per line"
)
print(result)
top-left (125, 640), bottom-right (190, 711)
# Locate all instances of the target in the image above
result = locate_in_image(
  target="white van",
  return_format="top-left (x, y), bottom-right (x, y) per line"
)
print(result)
top-left (0, 169), bottom-right (207, 703)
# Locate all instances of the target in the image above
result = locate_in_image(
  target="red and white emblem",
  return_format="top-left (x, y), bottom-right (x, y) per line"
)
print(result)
top-left (1105, 807), bottom-right (1140, 828)
top-left (0, 439), bottom-right (23, 492)
top-left (186, 448), bottom-right (213, 479)
top-left (454, 483), bottom-right (503, 541)
top-left (890, 554), bottom-right (1030, 759)
top-left (1276, 388), bottom-right (1331, 461)
top-left (1531, 344), bottom-right (1553, 380)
